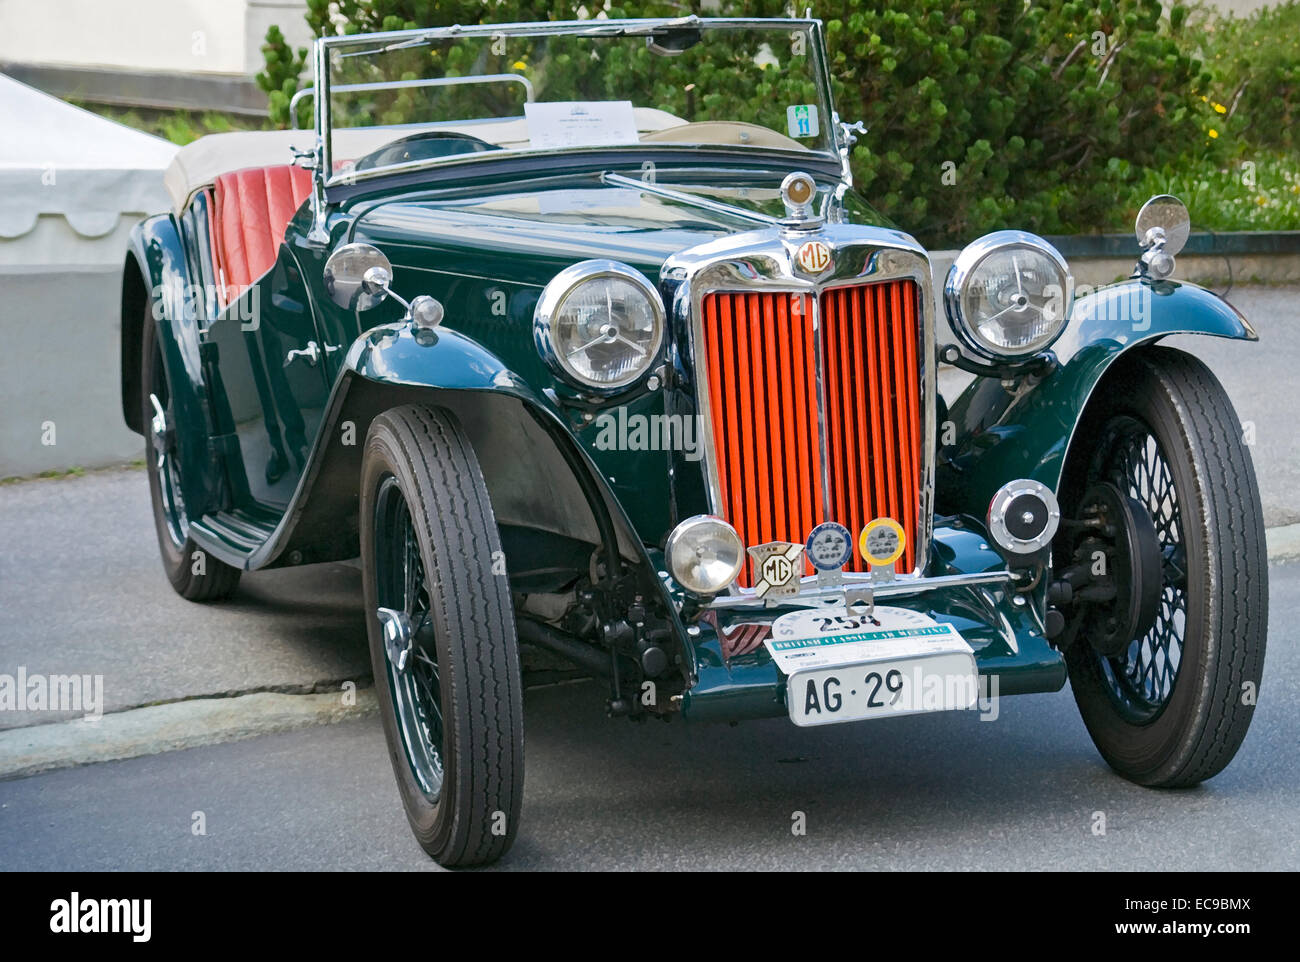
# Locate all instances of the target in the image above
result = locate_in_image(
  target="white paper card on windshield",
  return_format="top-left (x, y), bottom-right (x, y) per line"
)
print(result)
top-left (525, 101), bottom-right (640, 149)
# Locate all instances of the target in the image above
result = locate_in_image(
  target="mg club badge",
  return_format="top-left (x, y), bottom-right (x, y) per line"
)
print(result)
top-left (860, 517), bottom-right (906, 581)
top-left (795, 239), bottom-right (832, 274)
top-left (748, 541), bottom-right (805, 600)
top-left (805, 522), bottom-right (853, 573)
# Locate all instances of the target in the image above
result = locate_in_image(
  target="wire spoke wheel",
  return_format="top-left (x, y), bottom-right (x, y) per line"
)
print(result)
top-left (373, 475), bottom-right (445, 800)
top-left (148, 342), bottom-right (188, 550)
top-left (139, 303), bottom-right (239, 601)
top-left (1062, 348), bottom-right (1266, 788)
top-left (361, 405), bottom-right (523, 866)
top-left (1092, 417), bottom-right (1186, 724)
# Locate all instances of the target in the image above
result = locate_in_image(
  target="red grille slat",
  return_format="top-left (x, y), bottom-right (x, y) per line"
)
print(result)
top-left (701, 280), bottom-right (921, 586)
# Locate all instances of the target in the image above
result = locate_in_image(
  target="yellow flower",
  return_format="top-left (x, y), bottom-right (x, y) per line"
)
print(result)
top-left (1208, 129), bottom-right (1219, 138)
top-left (1213, 102), bottom-right (1227, 114)
top-left (1201, 95), bottom-right (1208, 102)
top-left (512, 60), bottom-right (527, 70)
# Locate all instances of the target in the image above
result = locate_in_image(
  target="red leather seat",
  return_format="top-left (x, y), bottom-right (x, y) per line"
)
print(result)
top-left (209, 165), bottom-right (312, 304)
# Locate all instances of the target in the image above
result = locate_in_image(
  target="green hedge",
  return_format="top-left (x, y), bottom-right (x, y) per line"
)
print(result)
top-left (262, 0), bottom-right (1300, 246)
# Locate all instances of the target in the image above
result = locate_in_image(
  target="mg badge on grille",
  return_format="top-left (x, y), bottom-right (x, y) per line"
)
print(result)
top-left (795, 239), bottom-right (832, 274)
top-left (747, 541), bottom-right (805, 600)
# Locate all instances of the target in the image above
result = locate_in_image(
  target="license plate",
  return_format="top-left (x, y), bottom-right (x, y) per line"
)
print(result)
top-left (764, 606), bottom-right (979, 728)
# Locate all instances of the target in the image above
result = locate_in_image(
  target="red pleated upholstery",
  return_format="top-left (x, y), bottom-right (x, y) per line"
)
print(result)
top-left (210, 165), bottom-right (312, 304)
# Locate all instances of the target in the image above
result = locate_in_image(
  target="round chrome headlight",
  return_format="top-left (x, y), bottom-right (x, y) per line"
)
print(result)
top-left (534, 260), bottom-right (665, 392)
top-left (944, 231), bottom-right (1073, 360)
top-left (665, 515), bottom-right (744, 596)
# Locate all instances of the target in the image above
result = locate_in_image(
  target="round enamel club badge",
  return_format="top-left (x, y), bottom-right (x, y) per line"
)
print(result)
top-left (795, 239), bottom-right (832, 274)
top-left (860, 517), bottom-right (907, 568)
top-left (805, 522), bottom-right (854, 572)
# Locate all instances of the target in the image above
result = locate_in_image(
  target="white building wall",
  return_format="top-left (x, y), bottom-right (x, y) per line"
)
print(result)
top-left (0, 0), bottom-right (314, 78)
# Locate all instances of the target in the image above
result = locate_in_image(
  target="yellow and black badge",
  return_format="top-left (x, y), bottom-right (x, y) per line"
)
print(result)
top-left (860, 517), bottom-right (906, 569)
top-left (747, 541), bottom-right (805, 600)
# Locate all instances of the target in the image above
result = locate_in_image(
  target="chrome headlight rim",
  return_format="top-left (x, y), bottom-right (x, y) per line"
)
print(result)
top-left (533, 259), bottom-right (666, 394)
top-left (664, 514), bottom-right (745, 597)
top-left (944, 230), bottom-right (1074, 361)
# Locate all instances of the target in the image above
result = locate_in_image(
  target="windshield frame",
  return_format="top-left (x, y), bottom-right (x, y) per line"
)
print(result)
top-left (311, 16), bottom-right (843, 190)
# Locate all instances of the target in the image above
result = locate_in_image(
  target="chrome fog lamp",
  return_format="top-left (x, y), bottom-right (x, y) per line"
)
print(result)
top-left (945, 231), bottom-right (1073, 360)
top-left (534, 260), bottom-right (665, 393)
top-left (665, 515), bottom-right (744, 595)
top-left (987, 479), bottom-right (1061, 557)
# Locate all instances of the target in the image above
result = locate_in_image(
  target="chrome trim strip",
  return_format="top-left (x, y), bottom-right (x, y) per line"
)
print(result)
top-left (306, 37), bottom-right (331, 246)
top-left (663, 225), bottom-right (937, 585)
top-left (705, 570), bottom-right (1014, 611)
top-left (811, 275), bottom-right (832, 520)
top-left (316, 16), bottom-right (822, 49)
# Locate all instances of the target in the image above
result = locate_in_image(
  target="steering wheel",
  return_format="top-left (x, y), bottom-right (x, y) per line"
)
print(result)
top-left (354, 131), bottom-right (501, 171)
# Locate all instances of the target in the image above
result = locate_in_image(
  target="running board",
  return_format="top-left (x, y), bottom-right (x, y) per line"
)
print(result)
top-left (190, 506), bottom-right (282, 570)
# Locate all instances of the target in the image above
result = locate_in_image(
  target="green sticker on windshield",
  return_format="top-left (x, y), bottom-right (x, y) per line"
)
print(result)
top-left (787, 104), bottom-right (819, 139)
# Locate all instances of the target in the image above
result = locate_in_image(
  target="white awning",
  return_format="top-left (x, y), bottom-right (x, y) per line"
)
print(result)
top-left (0, 72), bottom-right (177, 265)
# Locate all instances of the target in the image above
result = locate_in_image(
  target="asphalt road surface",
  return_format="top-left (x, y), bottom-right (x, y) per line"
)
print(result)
top-left (0, 284), bottom-right (1296, 870)
top-left (1, 559), bottom-right (1295, 871)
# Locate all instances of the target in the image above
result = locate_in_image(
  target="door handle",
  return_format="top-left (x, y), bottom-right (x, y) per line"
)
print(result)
top-left (283, 341), bottom-right (339, 368)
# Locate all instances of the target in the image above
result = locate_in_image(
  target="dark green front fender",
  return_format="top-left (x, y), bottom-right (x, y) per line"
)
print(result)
top-left (938, 278), bottom-right (1257, 517)
top-left (258, 320), bottom-right (698, 674)
top-left (259, 320), bottom-right (614, 565)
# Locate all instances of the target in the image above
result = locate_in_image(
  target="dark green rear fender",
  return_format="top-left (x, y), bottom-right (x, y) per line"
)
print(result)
top-left (937, 279), bottom-right (1257, 517)
top-left (122, 214), bottom-right (226, 518)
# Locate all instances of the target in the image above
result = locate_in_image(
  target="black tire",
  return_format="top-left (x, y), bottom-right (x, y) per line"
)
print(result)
top-left (360, 404), bottom-right (524, 866)
top-left (140, 311), bottom-right (241, 601)
top-left (1062, 347), bottom-right (1266, 787)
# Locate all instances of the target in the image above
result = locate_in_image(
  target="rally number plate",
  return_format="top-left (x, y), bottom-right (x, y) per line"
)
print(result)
top-left (764, 606), bottom-right (979, 728)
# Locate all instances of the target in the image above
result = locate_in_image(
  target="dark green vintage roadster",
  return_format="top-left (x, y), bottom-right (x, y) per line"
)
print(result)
top-left (120, 16), bottom-right (1267, 866)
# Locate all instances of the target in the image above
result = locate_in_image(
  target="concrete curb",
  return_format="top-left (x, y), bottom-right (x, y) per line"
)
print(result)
top-left (1267, 522), bottom-right (1300, 564)
top-left (0, 688), bottom-right (377, 780)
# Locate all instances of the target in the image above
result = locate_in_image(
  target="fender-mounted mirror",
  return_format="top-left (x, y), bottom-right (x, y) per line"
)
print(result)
top-left (1134, 195), bottom-right (1190, 280)
top-left (324, 243), bottom-right (394, 311)
top-left (1135, 195), bottom-right (1191, 257)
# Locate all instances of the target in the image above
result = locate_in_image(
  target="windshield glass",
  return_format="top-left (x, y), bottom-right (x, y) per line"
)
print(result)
top-left (321, 19), bottom-right (834, 183)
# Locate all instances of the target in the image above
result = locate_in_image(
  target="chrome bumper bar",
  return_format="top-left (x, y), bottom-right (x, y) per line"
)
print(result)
top-left (703, 570), bottom-right (1016, 611)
